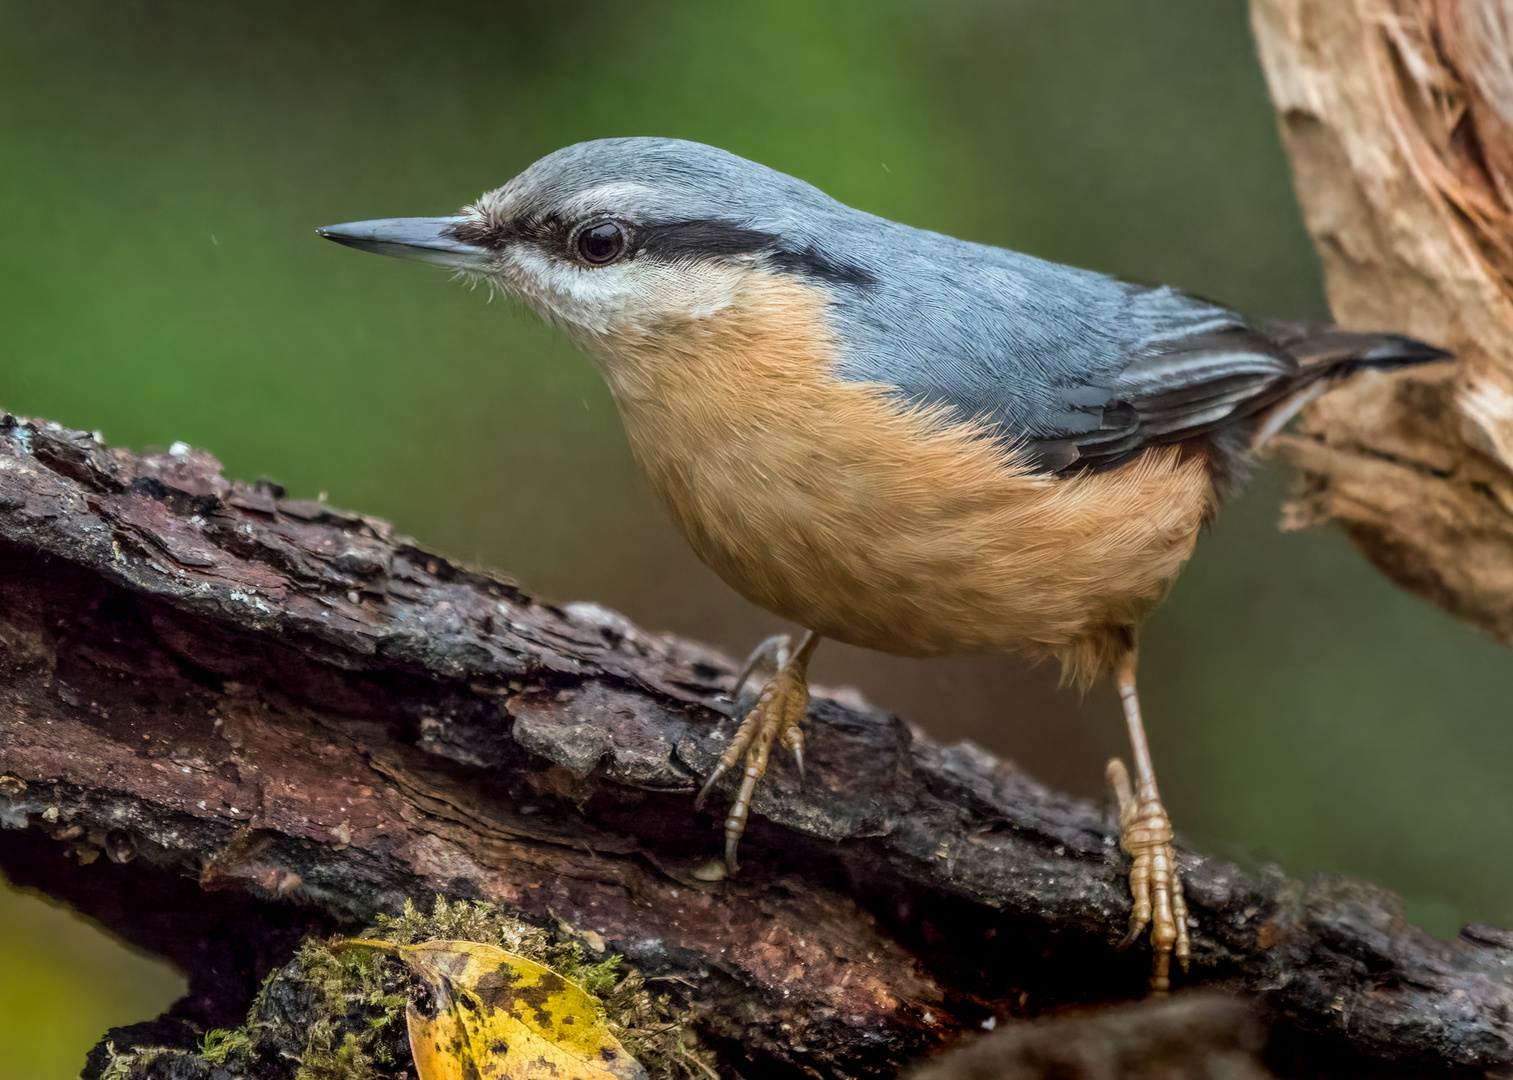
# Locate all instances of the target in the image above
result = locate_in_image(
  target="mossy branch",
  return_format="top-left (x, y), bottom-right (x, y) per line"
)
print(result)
top-left (0, 413), bottom-right (1510, 1078)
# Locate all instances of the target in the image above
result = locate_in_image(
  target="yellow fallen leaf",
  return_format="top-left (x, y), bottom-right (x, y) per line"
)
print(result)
top-left (335, 937), bottom-right (645, 1080)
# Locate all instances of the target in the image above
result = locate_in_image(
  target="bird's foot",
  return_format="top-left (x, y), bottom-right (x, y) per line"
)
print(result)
top-left (695, 631), bottom-right (817, 875)
top-left (1107, 758), bottom-right (1190, 993)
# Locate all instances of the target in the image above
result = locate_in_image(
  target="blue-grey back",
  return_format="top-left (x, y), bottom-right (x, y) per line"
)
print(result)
top-left (505, 139), bottom-right (1311, 470)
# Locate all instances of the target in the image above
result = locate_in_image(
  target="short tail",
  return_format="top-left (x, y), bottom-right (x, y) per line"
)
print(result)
top-left (1249, 330), bottom-right (1452, 448)
top-left (1284, 329), bottom-right (1452, 373)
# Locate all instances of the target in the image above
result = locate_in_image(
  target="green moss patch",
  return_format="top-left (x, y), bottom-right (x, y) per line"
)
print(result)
top-left (92, 897), bottom-right (715, 1080)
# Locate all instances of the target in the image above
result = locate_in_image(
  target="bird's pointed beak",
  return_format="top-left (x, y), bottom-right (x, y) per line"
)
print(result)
top-left (317, 216), bottom-right (495, 270)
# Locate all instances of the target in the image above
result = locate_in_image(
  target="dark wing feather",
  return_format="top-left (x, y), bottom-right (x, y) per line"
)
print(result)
top-left (1022, 287), bottom-right (1296, 472)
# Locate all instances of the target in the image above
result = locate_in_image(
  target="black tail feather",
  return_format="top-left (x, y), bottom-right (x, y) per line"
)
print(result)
top-left (1283, 329), bottom-right (1453, 373)
top-left (1241, 329), bottom-right (1450, 458)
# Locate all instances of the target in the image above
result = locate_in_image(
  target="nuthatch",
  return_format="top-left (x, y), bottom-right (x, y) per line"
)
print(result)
top-left (320, 137), bottom-right (1448, 990)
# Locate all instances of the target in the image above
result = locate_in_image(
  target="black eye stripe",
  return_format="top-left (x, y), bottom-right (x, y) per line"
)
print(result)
top-left (638, 222), bottom-right (877, 286)
top-left (445, 215), bottom-right (558, 250)
top-left (443, 218), bottom-right (512, 248)
top-left (453, 214), bottom-right (876, 287)
top-left (638, 221), bottom-right (775, 260)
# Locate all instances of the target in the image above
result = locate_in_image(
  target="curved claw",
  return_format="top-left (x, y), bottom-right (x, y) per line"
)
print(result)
top-left (731, 634), bottom-right (791, 700)
top-left (780, 722), bottom-right (806, 787)
top-left (1106, 758), bottom-right (1134, 809)
top-left (723, 829), bottom-right (741, 875)
top-left (694, 763), bottom-right (728, 812)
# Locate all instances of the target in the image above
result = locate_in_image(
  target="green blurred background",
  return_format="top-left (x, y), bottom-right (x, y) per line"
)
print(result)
top-left (3, 0), bottom-right (1511, 1075)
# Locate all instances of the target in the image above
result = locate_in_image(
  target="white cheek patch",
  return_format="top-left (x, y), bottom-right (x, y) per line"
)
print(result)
top-left (495, 247), bottom-right (750, 340)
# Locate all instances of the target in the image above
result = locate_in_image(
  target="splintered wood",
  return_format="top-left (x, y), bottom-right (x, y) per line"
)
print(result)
top-left (1251, 0), bottom-right (1513, 639)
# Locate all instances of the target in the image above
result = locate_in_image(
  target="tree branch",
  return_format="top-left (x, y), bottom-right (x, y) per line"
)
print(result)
top-left (0, 413), bottom-right (1510, 1077)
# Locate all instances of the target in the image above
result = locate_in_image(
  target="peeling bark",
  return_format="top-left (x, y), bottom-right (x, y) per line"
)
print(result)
top-left (0, 413), bottom-right (1510, 1078)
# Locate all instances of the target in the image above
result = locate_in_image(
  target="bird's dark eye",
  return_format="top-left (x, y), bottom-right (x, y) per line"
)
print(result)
top-left (577, 221), bottom-right (626, 265)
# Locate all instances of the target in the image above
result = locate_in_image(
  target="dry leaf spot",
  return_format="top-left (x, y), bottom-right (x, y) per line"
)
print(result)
top-left (336, 937), bottom-right (646, 1080)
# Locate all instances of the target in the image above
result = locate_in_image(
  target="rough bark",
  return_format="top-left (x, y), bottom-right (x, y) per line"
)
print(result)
top-left (904, 994), bottom-right (1274, 1080)
top-left (0, 413), bottom-right (1511, 1078)
top-left (1250, 0), bottom-right (1513, 640)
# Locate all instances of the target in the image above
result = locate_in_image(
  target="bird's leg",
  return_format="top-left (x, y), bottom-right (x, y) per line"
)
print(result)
top-left (695, 630), bottom-right (819, 874)
top-left (1106, 655), bottom-right (1189, 993)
